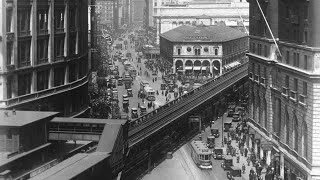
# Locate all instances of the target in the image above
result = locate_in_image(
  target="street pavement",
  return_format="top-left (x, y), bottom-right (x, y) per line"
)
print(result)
top-left (141, 112), bottom-right (265, 180)
top-left (110, 32), bottom-right (181, 119)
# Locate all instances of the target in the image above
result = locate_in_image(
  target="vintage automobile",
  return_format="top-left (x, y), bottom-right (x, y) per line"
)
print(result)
top-left (221, 155), bottom-right (234, 170)
top-left (226, 166), bottom-right (243, 180)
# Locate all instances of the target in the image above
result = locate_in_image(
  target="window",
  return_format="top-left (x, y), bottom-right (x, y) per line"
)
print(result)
top-left (293, 53), bottom-right (300, 67)
top-left (69, 34), bottom-right (77, 55)
top-left (18, 40), bottom-right (31, 67)
top-left (293, 116), bottom-right (299, 151)
top-left (38, 38), bottom-right (48, 63)
top-left (18, 73), bottom-right (32, 96)
top-left (37, 69), bottom-right (49, 91)
top-left (55, 9), bottom-right (64, 30)
top-left (304, 6), bottom-right (308, 19)
top-left (7, 42), bottom-right (13, 65)
top-left (286, 51), bottom-right (290, 64)
top-left (187, 47), bottom-right (192, 52)
top-left (285, 111), bottom-right (290, 144)
top-left (264, 67), bottom-right (267, 78)
top-left (55, 37), bottom-right (65, 58)
top-left (304, 31), bottom-right (308, 43)
top-left (252, 43), bottom-right (256, 53)
top-left (285, 75), bottom-right (289, 88)
top-left (204, 47), bottom-right (209, 52)
top-left (264, 45), bottom-right (268, 57)
top-left (293, 78), bottom-right (298, 91)
top-left (302, 121), bottom-right (308, 158)
top-left (69, 8), bottom-right (76, 29)
top-left (54, 67), bottom-right (65, 87)
top-left (38, 9), bottom-right (48, 31)
top-left (215, 48), bottom-right (218, 55)
top-left (6, 8), bottom-right (13, 32)
top-left (194, 48), bottom-right (201, 56)
top-left (303, 82), bottom-right (307, 96)
top-left (18, 8), bottom-right (31, 33)
top-left (7, 130), bottom-right (12, 139)
top-left (177, 48), bottom-right (181, 55)
top-left (304, 55), bottom-right (309, 70)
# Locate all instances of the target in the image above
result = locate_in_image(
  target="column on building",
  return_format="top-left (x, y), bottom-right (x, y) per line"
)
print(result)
top-left (266, 150), bottom-right (271, 166)
top-left (48, 0), bottom-right (54, 63)
top-left (31, 0), bottom-right (37, 66)
top-left (49, 68), bottom-right (54, 89)
top-left (64, 1), bottom-right (69, 57)
top-left (280, 152), bottom-right (285, 179)
top-left (64, 65), bottom-right (69, 84)
top-left (31, 71), bottom-right (37, 93)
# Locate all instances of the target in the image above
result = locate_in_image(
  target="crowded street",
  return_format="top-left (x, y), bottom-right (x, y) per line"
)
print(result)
top-left (109, 31), bottom-right (181, 119)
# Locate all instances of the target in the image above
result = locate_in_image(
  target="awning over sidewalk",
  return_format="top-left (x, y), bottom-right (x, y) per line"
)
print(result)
top-left (185, 66), bottom-right (192, 70)
top-left (193, 67), bottom-right (201, 71)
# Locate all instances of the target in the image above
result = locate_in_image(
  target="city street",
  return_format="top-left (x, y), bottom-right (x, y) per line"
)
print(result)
top-left (142, 111), bottom-right (264, 180)
top-left (110, 32), bottom-right (180, 119)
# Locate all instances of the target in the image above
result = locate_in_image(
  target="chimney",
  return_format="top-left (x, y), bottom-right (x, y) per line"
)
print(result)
top-left (12, 109), bottom-right (16, 115)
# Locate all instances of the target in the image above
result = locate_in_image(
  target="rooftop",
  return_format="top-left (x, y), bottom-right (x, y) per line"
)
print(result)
top-left (160, 24), bottom-right (247, 43)
top-left (0, 110), bottom-right (59, 127)
top-left (96, 119), bottom-right (127, 152)
top-left (51, 117), bottom-right (125, 124)
top-left (189, 0), bottom-right (231, 4)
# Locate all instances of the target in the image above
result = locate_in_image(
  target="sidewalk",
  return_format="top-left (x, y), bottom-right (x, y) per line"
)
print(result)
top-left (228, 133), bottom-right (266, 180)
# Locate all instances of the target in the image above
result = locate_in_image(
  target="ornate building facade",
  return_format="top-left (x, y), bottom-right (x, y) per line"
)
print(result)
top-left (247, 0), bottom-right (320, 179)
top-left (0, 0), bottom-right (90, 117)
top-left (154, 0), bottom-right (249, 44)
top-left (160, 24), bottom-right (248, 77)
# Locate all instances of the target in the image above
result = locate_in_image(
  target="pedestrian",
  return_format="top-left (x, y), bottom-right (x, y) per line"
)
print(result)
top-left (242, 163), bottom-right (246, 174)
top-left (245, 147), bottom-right (248, 157)
top-left (138, 103), bottom-right (140, 108)
top-left (247, 157), bottom-right (251, 166)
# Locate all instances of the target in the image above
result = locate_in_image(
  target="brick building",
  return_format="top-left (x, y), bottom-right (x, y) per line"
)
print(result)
top-left (246, 0), bottom-right (320, 179)
top-left (0, 0), bottom-right (90, 117)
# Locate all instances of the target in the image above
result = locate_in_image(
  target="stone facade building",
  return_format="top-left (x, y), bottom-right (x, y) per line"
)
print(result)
top-left (160, 24), bottom-right (248, 77)
top-left (0, 0), bottom-right (90, 117)
top-left (247, 0), bottom-right (320, 179)
top-left (153, 0), bottom-right (249, 44)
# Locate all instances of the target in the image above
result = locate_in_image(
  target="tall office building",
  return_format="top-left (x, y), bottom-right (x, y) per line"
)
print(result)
top-left (247, 0), bottom-right (320, 179)
top-left (96, 0), bottom-right (115, 30)
top-left (0, 0), bottom-right (90, 117)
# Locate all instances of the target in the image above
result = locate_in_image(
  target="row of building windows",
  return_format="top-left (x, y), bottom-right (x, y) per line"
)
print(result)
top-left (6, 5), bottom-right (78, 34)
top-left (251, 62), bottom-right (308, 103)
top-left (6, 61), bottom-right (87, 98)
top-left (7, 35), bottom-right (78, 66)
top-left (176, 46), bottom-right (219, 56)
top-left (250, 91), bottom-right (308, 159)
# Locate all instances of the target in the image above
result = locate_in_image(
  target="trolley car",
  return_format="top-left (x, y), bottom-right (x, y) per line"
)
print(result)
top-left (190, 140), bottom-right (212, 169)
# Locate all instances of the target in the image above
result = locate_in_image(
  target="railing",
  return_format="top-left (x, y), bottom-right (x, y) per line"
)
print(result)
top-left (128, 62), bottom-right (248, 147)
top-left (18, 30), bottom-right (31, 37)
top-left (38, 58), bottom-right (48, 65)
top-left (282, 87), bottom-right (289, 97)
top-left (19, 61), bottom-right (31, 68)
top-left (290, 90), bottom-right (297, 101)
top-left (6, 32), bottom-right (14, 41)
top-left (55, 28), bottom-right (64, 33)
top-left (54, 56), bottom-right (65, 62)
top-left (38, 29), bottom-right (48, 35)
top-left (298, 94), bottom-right (307, 106)
top-left (0, 74), bottom-right (88, 108)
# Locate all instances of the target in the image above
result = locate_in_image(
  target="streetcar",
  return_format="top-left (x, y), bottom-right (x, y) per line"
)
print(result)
top-left (190, 140), bottom-right (212, 169)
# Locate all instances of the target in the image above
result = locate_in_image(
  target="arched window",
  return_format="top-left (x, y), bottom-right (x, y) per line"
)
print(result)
top-left (256, 95), bottom-right (260, 123)
top-left (301, 120), bottom-right (308, 158)
top-left (264, 98), bottom-right (267, 129)
top-left (293, 115), bottom-right (299, 151)
top-left (285, 111), bottom-right (290, 144)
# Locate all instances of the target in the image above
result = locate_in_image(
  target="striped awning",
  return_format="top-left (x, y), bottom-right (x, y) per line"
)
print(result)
top-left (185, 66), bottom-right (193, 70)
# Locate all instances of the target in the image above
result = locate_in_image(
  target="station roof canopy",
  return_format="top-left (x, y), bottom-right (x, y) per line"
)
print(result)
top-left (160, 24), bottom-right (247, 43)
top-left (0, 110), bottom-right (59, 127)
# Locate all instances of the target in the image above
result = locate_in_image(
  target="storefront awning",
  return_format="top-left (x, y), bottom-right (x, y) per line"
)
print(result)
top-left (213, 65), bottom-right (218, 71)
top-left (224, 65), bottom-right (230, 69)
top-left (193, 67), bottom-right (201, 71)
top-left (185, 66), bottom-right (193, 70)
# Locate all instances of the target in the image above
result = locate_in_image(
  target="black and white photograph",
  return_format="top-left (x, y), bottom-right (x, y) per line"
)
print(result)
top-left (0, 0), bottom-right (317, 179)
